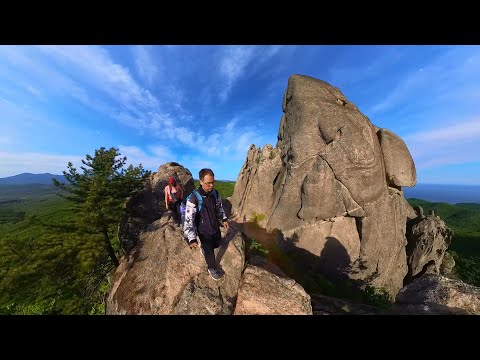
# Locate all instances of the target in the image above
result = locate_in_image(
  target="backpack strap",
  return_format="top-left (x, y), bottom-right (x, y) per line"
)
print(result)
top-left (188, 189), bottom-right (217, 213)
top-left (192, 189), bottom-right (203, 212)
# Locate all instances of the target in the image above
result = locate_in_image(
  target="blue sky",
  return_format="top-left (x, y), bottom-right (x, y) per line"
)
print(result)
top-left (0, 45), bottom-right (479, 185)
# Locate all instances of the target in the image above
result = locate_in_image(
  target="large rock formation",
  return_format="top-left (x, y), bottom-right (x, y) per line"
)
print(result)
top-left (118, 162), bottom-right (194, 254)
top-left (107, 214), bottom-right (244, 314)
top-left (405, 208), bottom-right (454, 284)
top-left (231, 144), bottom-right (282, 227)
top-left (104, 74), bottom-right (475, 315)
top-left (389, 274), bottom-right (480, 315)
top-left (106, 215), bottom-right (312, 315)
top-left (234, 263), bottom-right (312, 315)
top-left (231, 74), bottom-right (418, 296)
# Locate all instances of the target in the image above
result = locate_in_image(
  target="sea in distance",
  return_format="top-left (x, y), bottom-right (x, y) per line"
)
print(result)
top-left (404, 183), bottom-right (480, 204)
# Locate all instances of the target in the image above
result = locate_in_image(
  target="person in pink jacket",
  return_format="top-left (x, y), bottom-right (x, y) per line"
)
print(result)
top-left (164, 176), bottom-right (183, 223)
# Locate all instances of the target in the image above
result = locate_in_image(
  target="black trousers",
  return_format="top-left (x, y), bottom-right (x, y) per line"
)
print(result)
top-left (198, 231), bottom-right (222, 270)
top-left (168, 200), bottom-right (181, 222)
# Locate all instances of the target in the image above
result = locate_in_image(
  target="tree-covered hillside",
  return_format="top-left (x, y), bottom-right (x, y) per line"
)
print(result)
top-left (407, 198), bottom-right (480, 286)
top-left (0, 179), bottom-right (236, 314)
top-left (0, 185), bottom-right (107, 314)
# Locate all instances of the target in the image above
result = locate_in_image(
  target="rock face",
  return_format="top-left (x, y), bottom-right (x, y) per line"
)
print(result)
top-left (234, 263), bottom-right (312, 315)
top-left (230, 74), bottom-right (418, 296)
top-left (377, 129), bottom-right (416, 187)
top-left (231, 144), bottom-right (281, 228)
top-left (405, 210), bottom-right (454, 284)
top-left (118, 162), bottom-right (194, 254)
top-left (106, 214), bottom-right (311, 315)
top-left (107, 214), bottom-right (245, 315)
top-left (440, 252), bottom-right (456, 275)
top-left (390, 274), bottom-right (480, 315)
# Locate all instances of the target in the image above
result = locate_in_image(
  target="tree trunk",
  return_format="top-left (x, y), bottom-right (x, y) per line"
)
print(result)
top-left (103, 228), bottom-right (119, 267)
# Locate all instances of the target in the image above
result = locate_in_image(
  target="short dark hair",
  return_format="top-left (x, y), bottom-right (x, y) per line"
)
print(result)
top-left (199, 168), bottom-right (214, 181)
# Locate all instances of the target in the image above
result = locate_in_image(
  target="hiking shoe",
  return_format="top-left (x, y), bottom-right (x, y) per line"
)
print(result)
top-left (208, 268), bottom-right (221, 281)
top-left (215, 265), bottom-right (224, 276)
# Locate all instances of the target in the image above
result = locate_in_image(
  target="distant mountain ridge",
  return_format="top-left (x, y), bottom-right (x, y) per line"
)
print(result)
top-left (404, 183), bottom-right (480, 204)
top-left (0, 173), bottom-right (65, 185)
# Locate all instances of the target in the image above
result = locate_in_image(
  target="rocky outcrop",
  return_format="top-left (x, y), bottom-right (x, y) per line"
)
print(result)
top-left (440, 252), bottom-right (456, 275)
top-left (107, 214), bottom-right (245, 315)
top-left (377, 128), bottom-right (416, 187)
top-left (230, 144), bottom-right (282, 228)
top-left (106, 214), bottom-right (311, 315)
top-left (234, 264), bottom-right (312, 315)
top-left (310, 293), bottom-right (381, 315)
top-left (405, 210), bottom-right (454, 284)
top-left (231, 74), bottom-right (418, 297)
top-left (118, 162), bottom-right (194, 254)
top-left (389, 274), bottom-right (480, 315)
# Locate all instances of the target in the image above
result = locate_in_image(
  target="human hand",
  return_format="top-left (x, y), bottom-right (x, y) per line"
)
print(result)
top-left (189, 241), bottom-right (198, 249)
top-left (223, 220), bottom-right (229, 230)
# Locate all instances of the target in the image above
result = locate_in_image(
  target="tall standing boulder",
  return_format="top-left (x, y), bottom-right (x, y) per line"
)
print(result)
top-left (231, 144), bottom-right (282, 227)
top-left (231, 74), bottom-right (418, 296)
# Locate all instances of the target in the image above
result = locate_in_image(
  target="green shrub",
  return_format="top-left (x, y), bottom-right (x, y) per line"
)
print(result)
top-left (250, 212), bottom-right (265, 225)
top-left (245, 238), bottom-right (269, 258)
top-left (359, 286), bottom-right (392, 308)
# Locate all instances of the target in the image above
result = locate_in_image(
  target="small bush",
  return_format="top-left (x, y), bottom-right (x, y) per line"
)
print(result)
top-left (245, 238), bottom-right (269, 258)
top-left (250, 212), bottom-right (265, 225)
top-left (359, 286), bottom-right (392, 308)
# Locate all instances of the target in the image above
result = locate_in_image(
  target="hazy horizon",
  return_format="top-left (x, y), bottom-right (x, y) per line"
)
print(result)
top-left (1, 172), bottom-right (479, 188)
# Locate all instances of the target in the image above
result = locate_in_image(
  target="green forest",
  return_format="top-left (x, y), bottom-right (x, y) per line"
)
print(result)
top-left (0, 178), bottom-right (235, 314)
top-left (1, 178), bottom-right (479, 314)
top-left (407, 198), bottom-right (480, 287)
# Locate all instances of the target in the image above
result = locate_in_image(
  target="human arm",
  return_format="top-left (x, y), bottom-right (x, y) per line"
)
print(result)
top-left (164, 185), bottom-right (170, 209)
top-left (215, 191), bottom-right (229, 230)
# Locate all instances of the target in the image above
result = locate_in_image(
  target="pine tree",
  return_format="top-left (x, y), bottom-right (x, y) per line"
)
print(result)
top-left (53, 147), bottom-right (150, 267)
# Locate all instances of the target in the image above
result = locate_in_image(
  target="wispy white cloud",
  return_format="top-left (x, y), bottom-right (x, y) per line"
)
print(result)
top-left (33, 46), bottom-right (193, 140)
top-left (131, 45), bottom-right (159, 86)
top-left (0, 46), bottom-right (195, 143)
top-left (218, 46), bottom-right (256, 102)
top-left (367, 46), bottom-right (480, 116)
top-left (216, 45), bottom-right (287, 103)
top-left (0, 136), bottom-right (12, 146)
top-left (264, 45), bottom-right (284, 58)
top-left (192, 116), bottom-right (268, 161)
top-left (118, 144), bottom-right (174, 170)
top-left (0, 94), bottom-right (58, 129)
top-left (20, 82), bottom-right (46, 101)
top-left (368, 67), bottom-right (436, 115)
top-left (329, 46), bottom-right (404, 88)
top-left (404, 118), bottom-right (480, 170)
top-left (36, 45), bottom-right (160, 111)
top-left (407, 120), bottom-right (480, 143)
top-left (179, 156), bottom-right (214, 176)
top-left (0, 46), bottom-right (120, 121)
